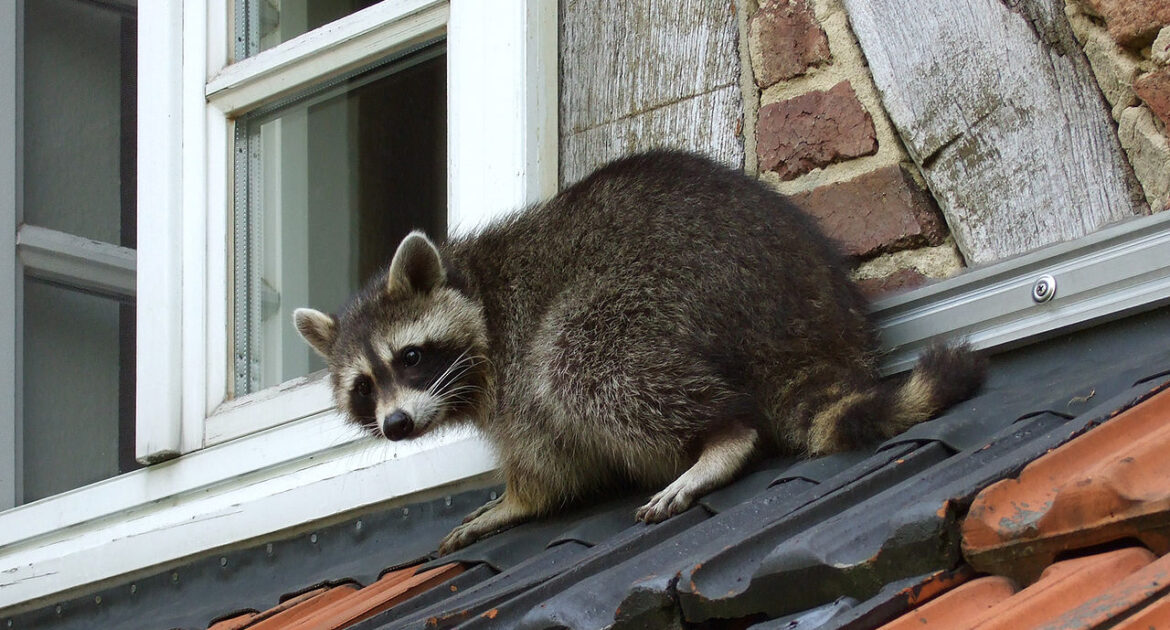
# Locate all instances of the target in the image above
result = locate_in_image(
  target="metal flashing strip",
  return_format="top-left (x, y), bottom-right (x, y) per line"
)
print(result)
top-left (874, 211), bottom-right (1170, 374)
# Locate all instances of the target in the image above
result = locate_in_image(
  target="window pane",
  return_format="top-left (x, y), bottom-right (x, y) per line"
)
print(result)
top-left (234, 44), bottom-right (447, 394)
top-left (22, 280), bottom-right (136, 503)
top-left (23, 0), bottom-right (136, 247)
top-left (239, 0), bottom-right (382, 58)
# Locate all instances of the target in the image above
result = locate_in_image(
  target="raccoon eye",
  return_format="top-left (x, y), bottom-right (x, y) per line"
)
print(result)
top-left (354, 376), bottom-right (373, 397)
top-left (402, 347), bottom-right (422, 367)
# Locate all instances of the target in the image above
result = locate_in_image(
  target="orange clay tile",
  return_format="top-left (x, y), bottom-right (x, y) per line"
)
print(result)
top-left (878, 576), bottom-right (1017, 630)
top-left (967, 547), bottom-right (1154, 630)
top-left (1032, 549), bottom-right (1170, 629)
top-left (1110, 594), bottom-right (1170, 629)
top-left (247, 584), bottom-right (360, 630)
top-left (278, 562), bottom-right (464, 630)
top-left (208, 611), bottom-right (258, 630)
top-left (962, 386), bottom-right (1170, 584)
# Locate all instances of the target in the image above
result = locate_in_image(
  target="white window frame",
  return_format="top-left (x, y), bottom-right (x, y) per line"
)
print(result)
top-left (0, 0), bottom-right (558, 612)
top-left (2, 0), bottom-right (1168, 615)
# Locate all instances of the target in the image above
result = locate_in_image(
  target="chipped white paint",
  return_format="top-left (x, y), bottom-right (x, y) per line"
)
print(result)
top-left (0, 416), bottom-right (495, 613)
top-left (842, 0), bottom-right (1144, 264)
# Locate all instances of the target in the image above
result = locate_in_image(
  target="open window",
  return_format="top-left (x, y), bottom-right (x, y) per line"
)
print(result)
top-left (0, 0), bottom-right (556, 610)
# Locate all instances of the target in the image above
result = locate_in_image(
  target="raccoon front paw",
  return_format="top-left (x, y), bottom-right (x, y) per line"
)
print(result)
top-left (635, 484), bottom-right (696, 524)
top-left (462, 494), bottom-right (503, 524)
top-left (438, 521), bottom-right (481, 555)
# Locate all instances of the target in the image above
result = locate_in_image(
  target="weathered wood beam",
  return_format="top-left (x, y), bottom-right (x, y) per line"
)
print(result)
top-left (841, 0), bottom-right (1145, 265)
top-left (559, 0), bottom-right (745, 185)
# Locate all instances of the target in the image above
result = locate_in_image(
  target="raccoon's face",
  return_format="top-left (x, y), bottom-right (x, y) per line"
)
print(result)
top-left (293, 232), bottom-right (491, 441)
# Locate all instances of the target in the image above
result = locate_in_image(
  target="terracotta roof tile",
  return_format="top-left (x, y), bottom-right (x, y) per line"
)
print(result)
top-left (877, 548), bottom-right (1170, 629)
top-left (962, 386), bottom-right (1170, 583)
top-left (877, 576), bottom-right (1017, 630)
top-left (1033, 549), bottom-right (1170, 629)
top-left (276, 563), bottom-right (462, 630)
top-left (965, 547), bottom-right (1152, 630)
top-left (232, 586), bottom-right (332, 629)
top-left (247, 584), bottom-right (359, 630)
top-left (1110, 594), bottom-right (1170, 629)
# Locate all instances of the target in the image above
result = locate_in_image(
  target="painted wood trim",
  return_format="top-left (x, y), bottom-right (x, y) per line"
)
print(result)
top-left (134, 1), bottom-right (184, 463)
top-left (841, 0), bottom-right (1143, 265)
top-left (205, 0), bottom-right (448, 116)
top-left (205, 374), bottom-right (333, 445)
top-left (177, 0), bottom-right (213, 455)
top-left (0, 0), bottom-right (21, 510)
top-left (16, 225), bottom-right (136, 298)
top-left (447, 0), bottom-right (559, 235)
top-left (203, 0), bottom-right (560, 444)
top-left (0, 424), bottom-right (495, 613)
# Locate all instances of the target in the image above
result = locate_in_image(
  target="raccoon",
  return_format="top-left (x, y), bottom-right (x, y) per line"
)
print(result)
top-left (294, 150), bottom-right (985, 554)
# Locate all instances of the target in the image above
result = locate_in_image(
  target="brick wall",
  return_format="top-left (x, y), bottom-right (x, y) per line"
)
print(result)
top-left (740, 0), bottom-right (965, 297)
top-left (738, 0), bottom-right (1170, 297)
top-left (1065, 0), bottom-right (1170, 215)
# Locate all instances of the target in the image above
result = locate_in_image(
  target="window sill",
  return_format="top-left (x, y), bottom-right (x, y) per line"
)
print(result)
top-left (0, 414), bottom-right (495, 613)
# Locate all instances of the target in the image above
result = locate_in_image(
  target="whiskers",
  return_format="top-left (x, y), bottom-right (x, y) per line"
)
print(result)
top-left (428, 349), bottom-right (491, 416)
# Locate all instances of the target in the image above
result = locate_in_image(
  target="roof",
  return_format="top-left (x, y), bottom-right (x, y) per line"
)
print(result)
top-left (7, 306), bottom-right (1170, 629)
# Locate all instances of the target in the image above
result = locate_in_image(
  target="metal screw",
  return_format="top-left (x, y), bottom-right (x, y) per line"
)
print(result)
top-left (129, 584), bottom-right (137, 595)
top-left (355, 520), bottom-right (364, 533)
top-left (55, 606), bottom-right (62, 616)
top-left (310, 533), bottom-right (318, 544)
top-left (171, 572), bottom-right (179, 584)
top-left (402, 507), bottom-right (410, 517)
top-left (1031, 274), bottom-right (1056, 303)
top-left (444, 496), bottom-right (452, 507)
top-left (489, 491), bottom-right (498, 501)
top-left (94, 596), bottom-right (102, 606)
top-left (219, 557), bottom-right (228, 568)
top-left (266, 543), bottom-right (274, 556)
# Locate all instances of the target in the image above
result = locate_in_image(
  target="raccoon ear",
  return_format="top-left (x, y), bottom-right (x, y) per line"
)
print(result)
top-left (387, 231), bottom-right (445, 294)
top-left (293, 308), bottom-right (337, 358)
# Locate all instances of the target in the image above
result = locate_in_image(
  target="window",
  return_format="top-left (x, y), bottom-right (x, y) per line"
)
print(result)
top-left (2, 0), bottom-right (139, 508)
top-left (0, 0), bottom-right (557, 610)
top-left (233, 41), bottom-right (447, 394)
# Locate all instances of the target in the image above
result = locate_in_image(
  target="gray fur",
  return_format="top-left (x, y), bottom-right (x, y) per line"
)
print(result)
top-left (295, 151), bottom-right (984, 554)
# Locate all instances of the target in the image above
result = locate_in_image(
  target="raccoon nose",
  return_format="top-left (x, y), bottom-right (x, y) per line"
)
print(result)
top-left (382, 410), bottom-right (414, 441)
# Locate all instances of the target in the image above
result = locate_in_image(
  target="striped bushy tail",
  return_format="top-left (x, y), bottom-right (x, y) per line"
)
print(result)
top-left (808, 342), bottom-right (987, 455)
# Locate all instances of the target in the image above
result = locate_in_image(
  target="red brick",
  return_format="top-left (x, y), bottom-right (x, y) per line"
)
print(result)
top-left (791, 164), bottom-right (947, 258)
top-left (1135, 68), bottom-right (1170, 129)
top-left (1080, 0), bottom-right (1170, 48)
top-left (855, 268), bottom-right (929, 299)
top-left (757, 82), bottom-right (877, 179)
top-left (749, 0), bottom-right (830, 88)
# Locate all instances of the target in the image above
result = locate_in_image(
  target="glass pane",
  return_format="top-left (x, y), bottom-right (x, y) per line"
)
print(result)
top-left (22, 280), bottom-right (136, 504)
top-left (239, 0), bottom-right (382, 58)
top-left (234, 44), bottom-right (447, 394)
top-left (23, 0), bottom-right (136, 247)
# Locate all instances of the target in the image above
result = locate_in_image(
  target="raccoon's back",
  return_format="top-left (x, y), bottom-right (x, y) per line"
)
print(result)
top-left (445, 150), bottom-right (875, 373)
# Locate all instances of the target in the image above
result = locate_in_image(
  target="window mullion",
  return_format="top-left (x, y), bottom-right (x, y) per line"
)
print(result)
top-left (135, 0), bottom-right (184, 463)
top-left (16, 225), bottom-right (136, 299)
top-left (1, 0), bottom-right (22, 510)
